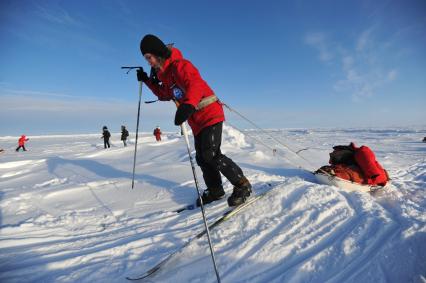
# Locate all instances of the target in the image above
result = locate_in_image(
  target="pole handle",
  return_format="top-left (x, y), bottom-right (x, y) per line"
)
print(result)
top-left (121, 66), bottom-right (143, 74)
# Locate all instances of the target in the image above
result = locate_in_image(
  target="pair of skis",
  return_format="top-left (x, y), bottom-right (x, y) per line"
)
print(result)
top-left (126, 183), bottom-right (274, 281)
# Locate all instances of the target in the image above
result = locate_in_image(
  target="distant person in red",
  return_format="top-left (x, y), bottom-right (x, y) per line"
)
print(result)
top-left (153, 126), bottom-right (162, 142)
top-left (16, 135), bottom-right (29, 152)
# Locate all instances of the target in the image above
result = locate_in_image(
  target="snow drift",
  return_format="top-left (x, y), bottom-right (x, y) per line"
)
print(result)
top-left (0, 125), bottom-right (425, 282)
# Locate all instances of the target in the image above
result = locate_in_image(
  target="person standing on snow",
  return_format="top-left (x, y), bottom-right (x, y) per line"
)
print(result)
top-left (121, 125), bottom-right (129, 147)
top-left (137, 34), bottom-right (252, 207)
top-left (153, 126), bottom-right (162, 142)
top-left (102, 126), bottom-right (111, 149)
top-left (16, 135), bottom-right (29, 152)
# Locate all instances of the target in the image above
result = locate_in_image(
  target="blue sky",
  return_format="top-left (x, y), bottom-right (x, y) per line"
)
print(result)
top-left (0, 0), bottom-right (425, 135)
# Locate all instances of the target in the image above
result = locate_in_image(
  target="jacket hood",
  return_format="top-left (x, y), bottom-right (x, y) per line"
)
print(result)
top-left (161, 47), bottom-right (183, 72)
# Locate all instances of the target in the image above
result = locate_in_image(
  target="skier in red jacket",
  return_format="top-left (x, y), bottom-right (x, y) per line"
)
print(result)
top-left (138, 34), bottom-right (251, 207)
top-left (153, 126), bottom-right (162, 142)
top-left (16, 135), bottom-right (29, 152)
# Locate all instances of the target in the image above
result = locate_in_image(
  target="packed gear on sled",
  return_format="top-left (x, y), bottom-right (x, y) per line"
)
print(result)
top-left (315, 142), bottom-right (389, 187)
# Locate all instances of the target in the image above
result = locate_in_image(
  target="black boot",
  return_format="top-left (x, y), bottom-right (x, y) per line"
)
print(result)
top-left (196, 188), bottom-right (225, 207)
top-left (227, 177), bottom-right (252, 207)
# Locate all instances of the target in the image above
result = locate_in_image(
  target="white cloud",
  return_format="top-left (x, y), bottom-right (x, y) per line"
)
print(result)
top-left (0, 91), bottom-right (173, 117)
top-left (304, 32), bottom-right (333, 62)
top-left (356, 27), bottom-right (375, 52)
top-left (35, 3), bottom-right (83, 28)
top-left (306, 28), bottom-right (398, 100)
top-left (1, 88), bottom-right (75, 99)
top-left (387, 69), bottom-right (397, 81)
top-left (342, 56), bottom-right (354, 70)
top-left (0, 89), bottom-right (175, 135)
top-left (1, 94), bottom-right (129, 112)
top-left (2, 2), bottom-right (115, 60)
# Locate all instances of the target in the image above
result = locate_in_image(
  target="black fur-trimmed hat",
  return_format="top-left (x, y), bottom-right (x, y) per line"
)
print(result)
top-left (140, 34), bottom-right (171, 58)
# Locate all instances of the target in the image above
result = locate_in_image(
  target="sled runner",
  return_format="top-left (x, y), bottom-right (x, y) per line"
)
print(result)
top-left (313, 171), bottom-right (385, 193)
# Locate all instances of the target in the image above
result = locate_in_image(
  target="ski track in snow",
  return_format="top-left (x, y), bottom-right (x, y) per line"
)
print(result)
top-left (0, 126), bottom-right (425, 282)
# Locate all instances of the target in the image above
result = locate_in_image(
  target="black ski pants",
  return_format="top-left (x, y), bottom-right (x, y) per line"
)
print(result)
top-left (16, 145), bottom-right (26, 151)
top-left (104, 139), bottom-right (110, 148)
top-left (194, 122), bottom-right (244, 192)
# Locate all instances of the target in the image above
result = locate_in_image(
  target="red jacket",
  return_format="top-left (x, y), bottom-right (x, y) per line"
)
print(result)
top-left (145, 48), bottom-right (224, 136)
top-left (18, 135), bottom-right (28, 146)
top-left (153, 128), bottom-right (162, 137)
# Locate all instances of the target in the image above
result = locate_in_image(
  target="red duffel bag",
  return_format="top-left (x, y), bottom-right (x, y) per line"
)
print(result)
top-left (351, 143), bottom-right (389, 186)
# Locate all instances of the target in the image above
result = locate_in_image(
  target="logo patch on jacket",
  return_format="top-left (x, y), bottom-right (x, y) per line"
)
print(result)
top-left (171, 84), bottom-right (184, 99)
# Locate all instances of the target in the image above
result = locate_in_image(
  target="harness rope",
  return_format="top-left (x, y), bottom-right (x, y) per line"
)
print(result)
top-left (222, 103), bottom-right (319, 173)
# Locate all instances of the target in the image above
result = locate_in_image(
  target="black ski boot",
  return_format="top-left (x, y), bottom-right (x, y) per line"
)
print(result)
top-left (196, 188), bottom-right (225, 207)
top-left (227, 177), bottom-right (252, 207)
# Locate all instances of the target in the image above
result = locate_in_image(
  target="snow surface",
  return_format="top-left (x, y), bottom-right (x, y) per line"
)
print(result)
top-left (0, 125), bottom-right (425, 283)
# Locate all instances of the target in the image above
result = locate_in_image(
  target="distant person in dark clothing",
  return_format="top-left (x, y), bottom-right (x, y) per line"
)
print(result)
top-left (16, 135), bottom-right (29, 152)
top-left (121, 125), bottom-right (129, 147)
top-left (423, 137), bottom-right (426, 143)
top-left (102, 126), bottom-right (111, 148)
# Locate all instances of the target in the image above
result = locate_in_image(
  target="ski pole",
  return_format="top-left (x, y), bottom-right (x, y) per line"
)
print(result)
top-left (121, 66), bottom-right (143, 189)
top-left (131, 80), bottom-right (143, 189)
top-left (173, 100), bottom-right (221, 283)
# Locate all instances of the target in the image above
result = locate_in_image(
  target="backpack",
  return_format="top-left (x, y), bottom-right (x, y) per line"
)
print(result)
top-left (329, 145), bottom-right (356, 165)
top-left (353, 145), bottom-right (389, 186)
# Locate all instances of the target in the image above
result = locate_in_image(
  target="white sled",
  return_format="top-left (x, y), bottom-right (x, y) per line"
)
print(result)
top-left (313, 172), bottom-right (385, 193)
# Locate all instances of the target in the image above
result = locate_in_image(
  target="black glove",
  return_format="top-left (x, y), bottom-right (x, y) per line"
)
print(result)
top-left (159, 96), bottom-right (172, 101)
top-left (174, 104), bottom-right (196, 125)
top-left (136, 68), bottom-right (149, 82)
top-left (150, 67), bottom-right (161, 85)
